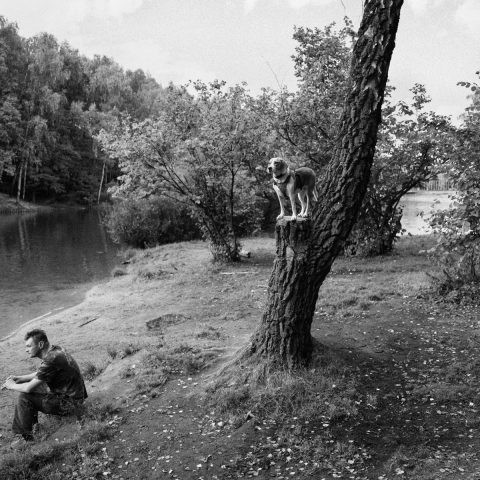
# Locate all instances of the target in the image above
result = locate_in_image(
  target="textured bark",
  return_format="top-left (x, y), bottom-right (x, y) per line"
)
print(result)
top-left (250, 0), bottom-right (404, 368)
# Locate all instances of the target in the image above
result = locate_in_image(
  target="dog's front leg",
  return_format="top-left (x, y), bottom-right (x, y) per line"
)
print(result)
top-left (273, 185), bottom-right (286, 220)
top-left (288, 187), bottom-right (297, 221)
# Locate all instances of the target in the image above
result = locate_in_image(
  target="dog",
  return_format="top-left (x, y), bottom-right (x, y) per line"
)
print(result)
top-left (267, 157), bottom-right (318, 221)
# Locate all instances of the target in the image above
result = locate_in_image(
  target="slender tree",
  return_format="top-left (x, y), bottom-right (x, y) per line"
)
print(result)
top-left (248, 0), bottom-right (404, 368)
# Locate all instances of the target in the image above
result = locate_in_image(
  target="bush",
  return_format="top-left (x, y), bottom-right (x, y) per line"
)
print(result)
top-left (103, 196), bottom-right (200, 248)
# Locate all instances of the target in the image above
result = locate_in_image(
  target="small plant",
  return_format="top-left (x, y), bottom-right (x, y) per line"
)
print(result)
top-left (142, 344), bottom-right (214, 376)
top-left (106, 345), bottom-right (118, 359)
top-left (82, 361), bottom-right (105, 381)
top-left (111, 267), bottom-right (127, 277)
top-left (106, 342), bottom-right (142, 360)
top-left (196, 325), bottom-right (222, 340)
top-left (136, 267), bottom-right (169, 280)
top-left (119, 342), bottom-right (141, 358)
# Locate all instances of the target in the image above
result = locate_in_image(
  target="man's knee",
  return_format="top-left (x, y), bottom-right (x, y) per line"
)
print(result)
top-left (17, 392), bottom-right (33, 409)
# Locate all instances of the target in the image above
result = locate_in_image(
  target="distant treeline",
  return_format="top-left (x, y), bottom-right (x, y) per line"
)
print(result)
top-left (0, 16), bottom-right (169, 205)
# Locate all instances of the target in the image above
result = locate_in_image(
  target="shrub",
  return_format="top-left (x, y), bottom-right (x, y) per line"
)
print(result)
top-left (427, 73), bottom-right (480, 294)
top-left (82, 361), bottom-right (106, 381)
top-left (103, 196), bottom-right (200, 248)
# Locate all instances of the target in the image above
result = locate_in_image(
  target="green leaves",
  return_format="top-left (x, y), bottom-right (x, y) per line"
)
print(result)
top-left (98, 81), bottom-right (272, 262)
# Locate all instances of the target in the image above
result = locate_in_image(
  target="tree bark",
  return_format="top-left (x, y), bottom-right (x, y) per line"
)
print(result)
top-left (249, 0), bottom-right (404, 368)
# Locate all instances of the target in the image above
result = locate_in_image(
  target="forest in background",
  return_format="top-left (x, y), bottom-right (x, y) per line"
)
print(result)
top-left (0, 16), bottom-right (167, 205)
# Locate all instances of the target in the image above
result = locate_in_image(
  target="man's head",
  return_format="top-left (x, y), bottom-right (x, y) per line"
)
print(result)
top-left (24, 329), bottom-right (49, 358)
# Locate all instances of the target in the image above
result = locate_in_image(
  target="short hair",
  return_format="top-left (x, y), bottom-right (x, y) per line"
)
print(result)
top-left (24, 329), bottom-right (49, 344)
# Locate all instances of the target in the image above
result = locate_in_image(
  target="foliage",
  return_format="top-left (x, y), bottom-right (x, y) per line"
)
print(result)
top-left (429, 71), bottom-right (480, 292)
top-left (260, 21), bottom-right (355, 167)
top-left (102, 196), bottom-right (200, 248)
top-left (99, 81), bottom-right (272, 261)
top-left (267, 20), bottom-right (454, 256)
top-left (0, 16), bottom-right (167, 205)
top-left (345, 85), bottom-right (455, 256)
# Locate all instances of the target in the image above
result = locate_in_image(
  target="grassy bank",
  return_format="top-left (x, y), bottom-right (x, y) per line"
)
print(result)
top-left (2, 234), bottom-right (480, 479)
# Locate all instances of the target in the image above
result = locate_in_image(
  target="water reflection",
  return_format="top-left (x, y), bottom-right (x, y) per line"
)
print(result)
top-left (0, 209), bottom-right (119, 338)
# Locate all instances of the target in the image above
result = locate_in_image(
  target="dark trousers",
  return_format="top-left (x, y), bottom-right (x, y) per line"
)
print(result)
top-left (12, 392), bottom-right (80, 440)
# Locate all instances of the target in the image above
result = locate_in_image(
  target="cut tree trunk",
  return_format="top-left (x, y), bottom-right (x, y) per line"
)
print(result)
top-left (249, 0), bottom-right (405, 369)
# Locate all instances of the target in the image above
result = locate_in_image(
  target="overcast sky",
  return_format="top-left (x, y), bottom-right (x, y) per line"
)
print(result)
top-left (1, 0), bottom-right (479, 123)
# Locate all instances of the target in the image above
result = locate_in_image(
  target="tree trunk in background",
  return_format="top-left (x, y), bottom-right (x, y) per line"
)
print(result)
top-left (22, 159), bottom-right (27, 200)
top-left (16, 160), bottom-right (24, 203)
top-left (97, 158), bottom-right (106, 204)
top-left (249, 0), bottom-right (404, 368)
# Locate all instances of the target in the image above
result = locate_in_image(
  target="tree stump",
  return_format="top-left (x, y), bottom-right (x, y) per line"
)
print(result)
top-left (275, 217), bottom-right (312, 261)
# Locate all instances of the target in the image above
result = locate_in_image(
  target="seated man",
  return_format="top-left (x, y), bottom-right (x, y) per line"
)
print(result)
top-left (2, 329), bottom-right (88, 441)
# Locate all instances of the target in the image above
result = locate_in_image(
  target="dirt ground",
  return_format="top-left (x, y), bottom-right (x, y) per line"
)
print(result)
top-left (2, 236), bottom-right (480, 479)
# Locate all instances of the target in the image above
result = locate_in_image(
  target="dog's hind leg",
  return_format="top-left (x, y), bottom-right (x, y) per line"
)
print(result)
top-left (298, 191), bottom-right (308, 217)
top-left (288, 190), bottom-right (298, 220)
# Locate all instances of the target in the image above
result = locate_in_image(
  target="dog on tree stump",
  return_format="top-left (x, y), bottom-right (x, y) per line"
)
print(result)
top-left (267, 157), bottom-right (318, 221)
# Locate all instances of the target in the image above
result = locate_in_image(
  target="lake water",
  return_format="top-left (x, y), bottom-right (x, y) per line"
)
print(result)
top-left (0, 209), bottom-right (120, 339)
top-left (399, 190), bottom-right (454, 234)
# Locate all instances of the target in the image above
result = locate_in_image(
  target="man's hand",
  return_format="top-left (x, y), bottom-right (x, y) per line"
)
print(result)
top-left (1, 376), bottom-right (13, 390)
top-left (2, 378), bottom-right (17, 391)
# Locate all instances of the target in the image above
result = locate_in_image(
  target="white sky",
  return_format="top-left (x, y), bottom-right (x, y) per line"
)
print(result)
top-left (1, 0), bottom-right (479, 123)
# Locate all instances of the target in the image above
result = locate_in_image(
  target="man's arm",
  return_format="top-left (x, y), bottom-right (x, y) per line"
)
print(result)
top-left (12, 373), bottom-right (37, 383)
top-left (2, 377), bottom-right (44, 393)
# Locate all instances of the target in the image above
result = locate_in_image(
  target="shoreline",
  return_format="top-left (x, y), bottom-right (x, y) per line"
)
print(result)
top-left (0, 239), bottom-right (216, 432)
top-left (0, 307), bottom-right (67, 343)
top-left (0, 275), bottom-right (123, 430)
top-left (0, 280), bottom-right (104, 341)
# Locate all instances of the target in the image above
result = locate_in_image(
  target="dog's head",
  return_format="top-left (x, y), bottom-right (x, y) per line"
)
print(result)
top-left (267, 157), bottom-right (288, 178)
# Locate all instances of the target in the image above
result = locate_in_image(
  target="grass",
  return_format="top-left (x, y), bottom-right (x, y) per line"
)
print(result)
top-left (5, 233), bottom-right (480, 479)
top-left (0, 403), bottom-right (120, 480)
top-left (116, 343), bottom-right (220, 399)
top-left (81, 360), bottom-right (107, 381)
top-left (106, 342), bottom-right (142, 360)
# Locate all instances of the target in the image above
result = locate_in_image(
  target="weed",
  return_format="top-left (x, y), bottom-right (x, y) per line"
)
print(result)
top-left (82, 360), bottom-right (106, 381)
top-left (112, 267), bottom-right (127, 277)
top-left (106, 342), bottom-right (142, 360)
top-left (120, 366), bottom-right (136, 379)
top-left (143, 344), bottom-right (213, 376)
top-left (135, 373), bottom-right (169, 397)
top-left (196, 325), bottom-right (222, 340)
top-left (359, 301), bottom-right (371, 310)
top-left (136, 267), bottom-right (170, 280)
top-left (84, 401), bottom-right (121, 422)
top-left (106, 345), bottom-right (118, 359)
top-left (342, 296), bottom-right (358, 307)
top-left (121, 248), bottom-right (137, 262)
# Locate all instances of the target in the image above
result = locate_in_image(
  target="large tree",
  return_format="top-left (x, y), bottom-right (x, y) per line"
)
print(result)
top-left (247, 0), bottom-right (404, 368)
top-left (99, 81), bottom-right (272, 261)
